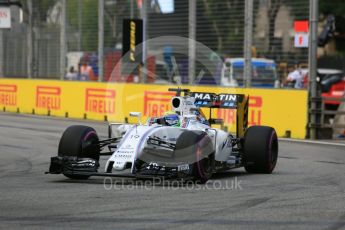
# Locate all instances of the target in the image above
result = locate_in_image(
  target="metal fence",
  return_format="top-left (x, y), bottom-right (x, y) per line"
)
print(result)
top-left (0, 0), bottom-right (310, 84)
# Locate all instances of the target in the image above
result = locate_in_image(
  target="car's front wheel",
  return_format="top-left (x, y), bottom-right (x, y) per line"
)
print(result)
top-left (58, 125), bottom-right (100, 179)
top-left (174, 130), bottom-right (214, 183)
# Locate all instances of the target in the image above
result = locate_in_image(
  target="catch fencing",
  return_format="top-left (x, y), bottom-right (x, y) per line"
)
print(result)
top-left (0, 0), bottom-right (310, 84)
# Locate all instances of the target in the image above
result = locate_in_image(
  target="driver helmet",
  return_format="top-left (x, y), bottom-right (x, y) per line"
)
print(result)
top-left (163, 111), bottom-right (180, 127)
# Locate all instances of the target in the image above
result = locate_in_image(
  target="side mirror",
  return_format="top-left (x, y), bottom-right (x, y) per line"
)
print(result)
top-left (108, 123), bottom-right (123, 138)
top-left (209, 118), bottom-right (224, 125)
top-left (209, 118), bottom-right (224, 130)
top-left (130, 112), bottom-right (142, 125)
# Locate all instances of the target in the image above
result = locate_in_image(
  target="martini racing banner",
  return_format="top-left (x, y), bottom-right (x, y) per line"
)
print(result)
top-left (0, 79), bottom-right (308, 138)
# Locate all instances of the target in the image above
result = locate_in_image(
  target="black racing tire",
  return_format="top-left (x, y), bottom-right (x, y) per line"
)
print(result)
top-left (243, 126), bottom-right (278, 174)
top-left (58, 125), bottom-right (100, 179)
top-left (175, 130), bottom-right (214, 184)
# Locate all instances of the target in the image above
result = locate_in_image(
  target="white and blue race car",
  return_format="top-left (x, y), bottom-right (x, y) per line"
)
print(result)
top-left (48, 88), bottom-right (278, 183)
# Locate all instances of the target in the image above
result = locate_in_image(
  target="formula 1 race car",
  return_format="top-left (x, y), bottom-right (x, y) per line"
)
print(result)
top-left (47, 88), bottom-right (278, 183)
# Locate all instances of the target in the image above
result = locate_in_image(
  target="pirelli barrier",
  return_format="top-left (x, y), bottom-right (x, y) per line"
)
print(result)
top-left (0, 79), bottom-right (308, 138)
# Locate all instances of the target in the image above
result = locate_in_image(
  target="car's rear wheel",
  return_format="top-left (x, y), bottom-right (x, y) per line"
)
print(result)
top-left (243, 126), bottom-right (278, 173)
top-left (175, 130), bottom-right (214, 183)
top-left (58, 125), bottom-right (100, 179)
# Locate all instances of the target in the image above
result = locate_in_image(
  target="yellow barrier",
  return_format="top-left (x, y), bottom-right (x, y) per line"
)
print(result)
top-left (0, 79), bottom-right (308, 138)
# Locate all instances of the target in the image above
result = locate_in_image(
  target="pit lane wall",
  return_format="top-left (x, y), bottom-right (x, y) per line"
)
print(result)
top-left (0, 79), bottom-right (308, 138)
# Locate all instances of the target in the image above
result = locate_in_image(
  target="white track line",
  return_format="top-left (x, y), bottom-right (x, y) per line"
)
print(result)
top-left (279, 138), bottom-right (345, 147)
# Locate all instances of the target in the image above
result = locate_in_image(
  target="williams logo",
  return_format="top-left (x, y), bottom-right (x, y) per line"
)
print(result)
top-left (36, 86), bottom-right (61, 110)
top-left (85, 88), bottom-right (116, 114)
top-left (143, 91), bottom-right (175, 117)
top-left (218, 96), bottom-right (263, 126)
top-left (0, 84), bottom-right (17, 106)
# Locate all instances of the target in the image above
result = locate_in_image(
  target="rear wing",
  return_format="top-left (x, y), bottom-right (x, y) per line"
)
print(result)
top-left (190, 92), bottom-right (249, 138)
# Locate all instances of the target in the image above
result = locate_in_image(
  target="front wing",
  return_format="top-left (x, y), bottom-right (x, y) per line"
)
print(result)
top-left (47, 156), bottom-right (193, 180)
